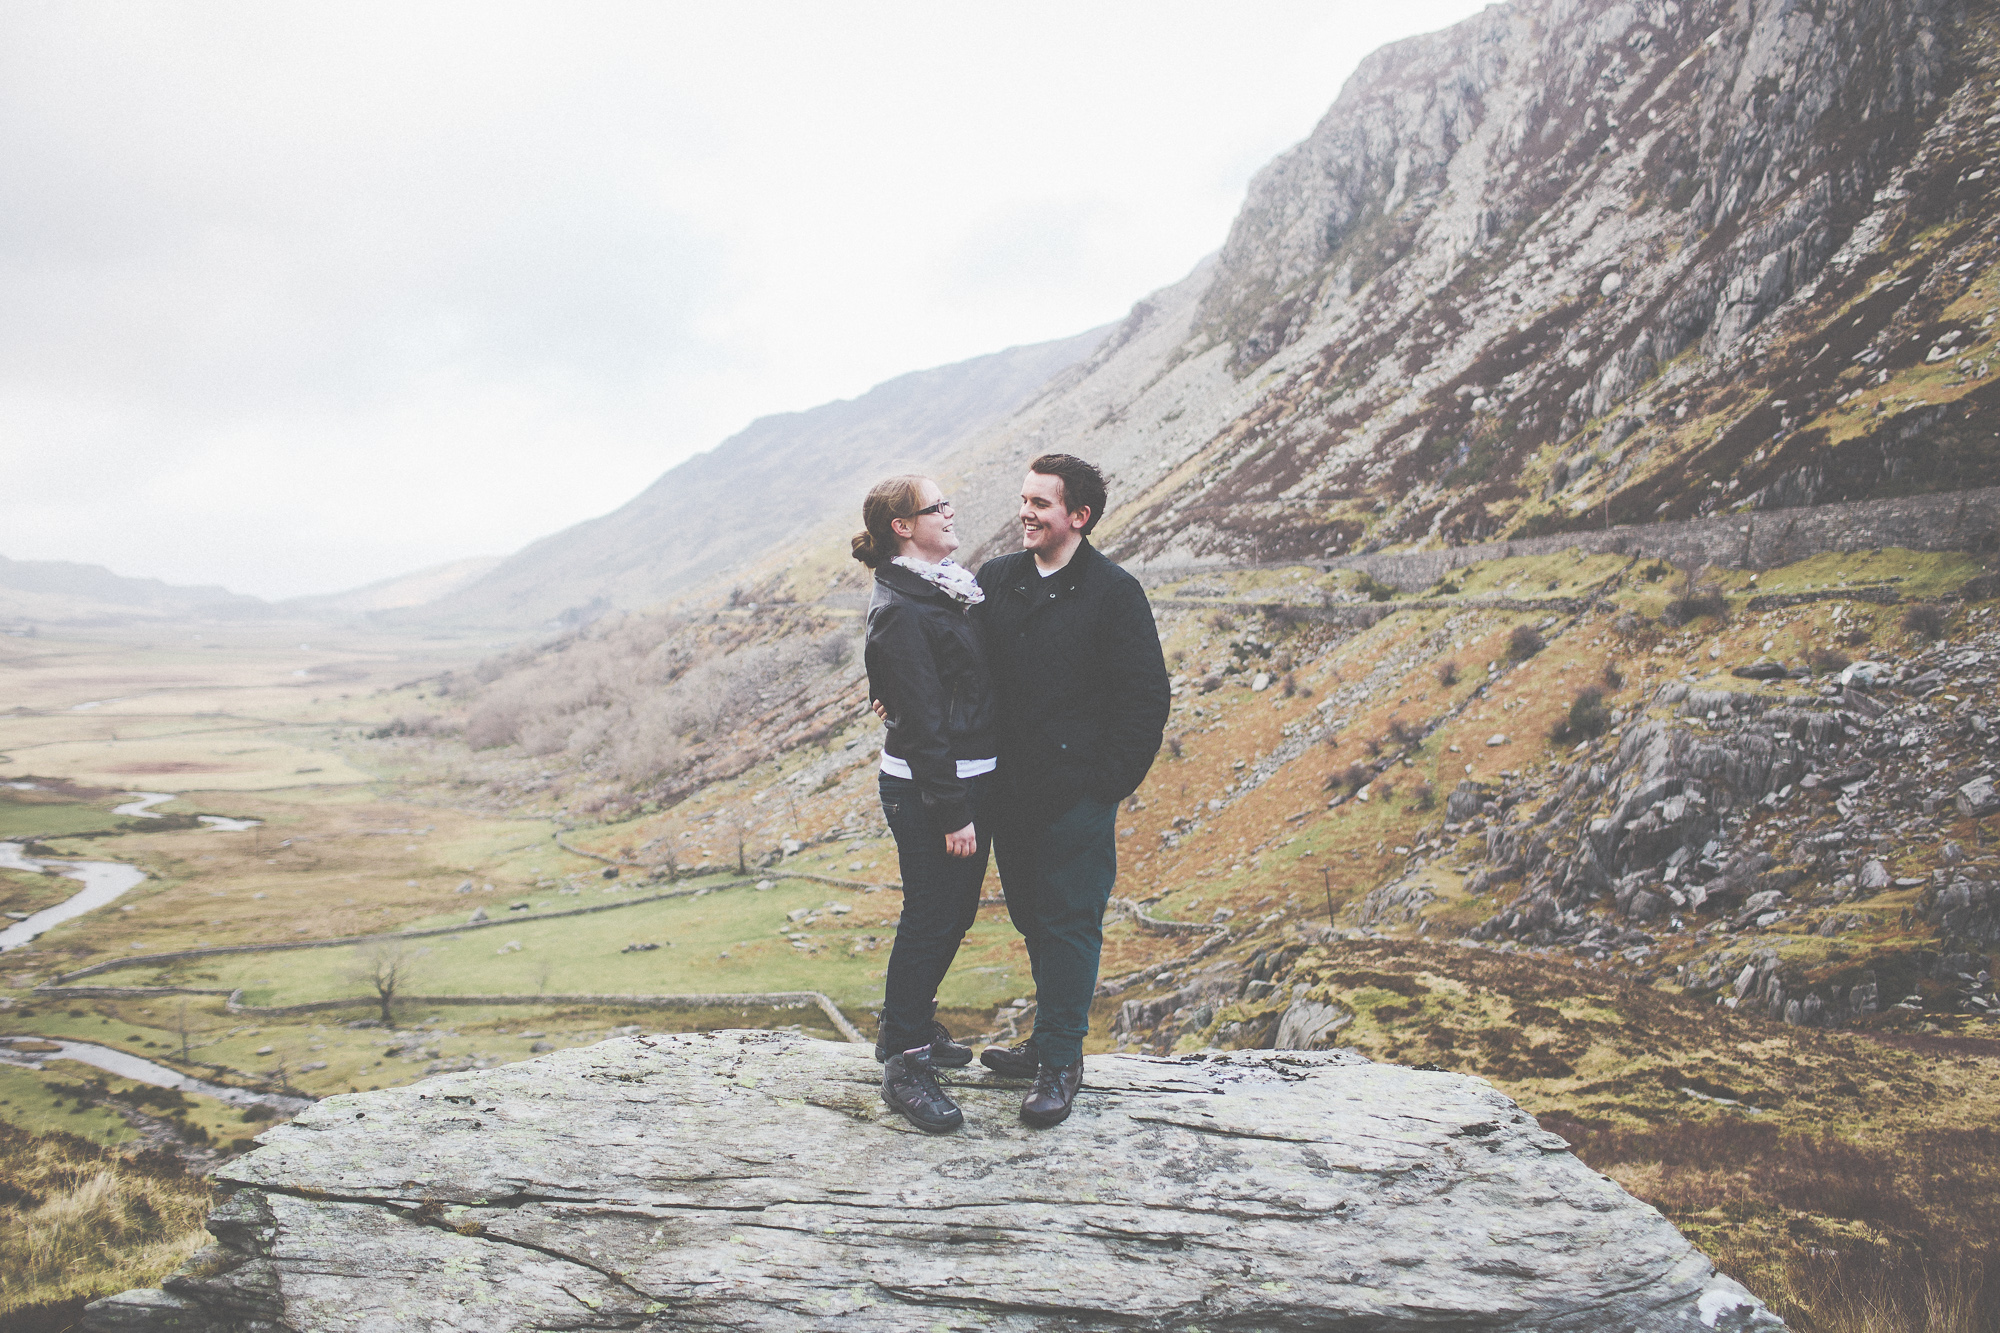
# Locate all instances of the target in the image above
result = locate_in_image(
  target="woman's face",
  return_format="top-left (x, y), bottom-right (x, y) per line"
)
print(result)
top-left (896, 478), bottom-right (959, 563)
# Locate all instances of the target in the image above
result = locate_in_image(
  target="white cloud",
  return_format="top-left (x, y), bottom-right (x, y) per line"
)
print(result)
top-left (0, 0), bottom-right (1488, 598)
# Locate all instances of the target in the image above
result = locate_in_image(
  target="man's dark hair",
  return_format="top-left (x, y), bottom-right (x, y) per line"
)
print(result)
top-left (1029, 453), bottom-right (1107, 536)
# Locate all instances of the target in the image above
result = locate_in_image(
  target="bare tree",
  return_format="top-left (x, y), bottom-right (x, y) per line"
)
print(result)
top-left (346, 942), bottom-right (422, 1026)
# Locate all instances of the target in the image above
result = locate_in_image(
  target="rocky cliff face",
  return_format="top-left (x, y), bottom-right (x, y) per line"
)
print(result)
top-left (946, 0), bottom-right (1996, 573)
top-left (84, 1031), bottom-right (1786, 1333)
top-left (405, 0), bottom-right (1999, 625)
top-left (1458, 616), bottom-right (2000, 1021)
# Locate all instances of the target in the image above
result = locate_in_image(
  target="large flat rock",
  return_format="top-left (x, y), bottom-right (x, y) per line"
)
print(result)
top-left (87, 1031), bottom-right (1785, 1332)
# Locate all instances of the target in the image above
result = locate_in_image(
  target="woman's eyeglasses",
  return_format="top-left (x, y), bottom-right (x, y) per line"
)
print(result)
top-left (907, 499), bottom-right (954, 518)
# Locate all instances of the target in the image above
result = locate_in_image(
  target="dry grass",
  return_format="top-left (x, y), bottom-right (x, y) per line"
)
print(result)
top-left (0, 1121), bottom-right (213, 1320)
top-left (1277, 939), bottom-right (2000, 1333)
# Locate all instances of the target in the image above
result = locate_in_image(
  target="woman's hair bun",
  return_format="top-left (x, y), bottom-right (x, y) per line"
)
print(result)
top-left (853, 475), bottom-right (928, 570)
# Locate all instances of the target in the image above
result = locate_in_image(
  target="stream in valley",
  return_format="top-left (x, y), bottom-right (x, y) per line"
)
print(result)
top-left (0, 841), bottom-right (149, 953)
top-left (2, 808), bottom-right (304, 1113)
top-left (0, 1036), bottom-right (313, 1114)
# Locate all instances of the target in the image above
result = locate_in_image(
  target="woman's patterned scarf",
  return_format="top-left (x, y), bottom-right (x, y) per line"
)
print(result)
top-left (891, 555), bottom-right (985, 606)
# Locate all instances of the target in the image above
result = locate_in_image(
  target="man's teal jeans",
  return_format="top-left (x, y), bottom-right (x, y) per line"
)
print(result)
top-left (994, 795), bottom-right (1118, 1068)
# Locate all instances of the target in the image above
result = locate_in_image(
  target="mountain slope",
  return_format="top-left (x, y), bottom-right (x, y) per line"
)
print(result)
top-left (278, 556), bottom-right (502, 620)
top-left (0, 554), bottom-right (265, 626)
top-left (416, 329), bottom-right (1107, 627)
top-left (926, 0), bottom-right (1995, 575)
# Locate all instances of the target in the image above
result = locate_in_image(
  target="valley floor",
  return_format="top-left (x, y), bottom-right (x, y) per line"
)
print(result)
top-left (4, 549), bottom-right (1998, 1331)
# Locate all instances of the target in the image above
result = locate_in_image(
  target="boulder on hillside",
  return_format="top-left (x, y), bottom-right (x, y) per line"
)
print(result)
top-left (1445, 779), bottom-right (1488, 822)
top-left (85, 1032), bottom-right (1785, 1333)
top-left (1956, 774), bottom-right (2000, 818)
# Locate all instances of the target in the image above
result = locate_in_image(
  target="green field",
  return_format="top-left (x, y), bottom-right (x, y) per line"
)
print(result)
top-left (0, 796), bottom-right (134, 841)
top-left (119, 875), bottom-right (1027, 1014)
top-left (0, 1063), bottom-right (141, 1146)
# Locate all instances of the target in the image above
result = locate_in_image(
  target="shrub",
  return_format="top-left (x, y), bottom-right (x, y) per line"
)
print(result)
top-left (1551, 687), bottom-right (1612, 745)
top-left (1902, 603), bottom-right (1946, 639)
top-left (1807, 645), bottom-right (1851, 675)
top-left (1264, 606), bottom-right (1306, 632)
top-left (1642, 560), bottom-right (1671, 583)
top-left (1600, 661), bottom-right (1624, 691)
top-left (1364, 736), bottom-right (1384, 758)
top-left (1507, 625), bottom-right (1545, 660)
top-left (814, 632), bottom-right (854, 667)
top-left (1611, 611), bottom-right (1658, 646)
top-left (463, 701), bottom-right (524, 750)
top-left (1664, 561), bottom-right (1728, 625)
top-left (1413, 782), bottom-right (1436, 812)
top-left (1281, 672), bottom-right (1297, 697)
top-left (1437, 660), bottom-right (1460, 686)
top-left (1434, 579), bottom-right (1462, 596)
top-left (1200, 674), bottom-right (1223, 693)
top-left (1664, 589), bottom-right (1728, 624)
top-left (1209, 612), bottom-right (1236, 632)
top-left (365, 712), bottom-right (448, 740)
top-left (1387, 716), bottom-right (1421, 747)
top-left (1355, 572), bottom-right (1397, 602)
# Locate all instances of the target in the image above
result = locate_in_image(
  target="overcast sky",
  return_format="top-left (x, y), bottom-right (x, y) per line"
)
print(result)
top-left (1, 1), bottom-right (1489, 600)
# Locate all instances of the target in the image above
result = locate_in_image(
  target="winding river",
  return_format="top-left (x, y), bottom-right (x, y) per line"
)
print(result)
top-left (112, 792), bottom-right (175, 818)
top-left (0, 842), bottom-right (149, 952)
top-left (1, 795), bottom-right (262, 952)
top-left (0, 1037), bottom-right (312, 1114)
top-left (3, 812), bottom-right (305, 1113)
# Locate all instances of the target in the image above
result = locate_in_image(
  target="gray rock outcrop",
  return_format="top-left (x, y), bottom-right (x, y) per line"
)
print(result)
top-left (87, 1031), bottom-right (1785, 1332)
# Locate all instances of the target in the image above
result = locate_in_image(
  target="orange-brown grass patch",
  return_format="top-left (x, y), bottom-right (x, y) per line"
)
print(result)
top-left (1271, 939), bottom-right (2000, 1333)
top-left (0, 1121), bottom-right (213, 1322)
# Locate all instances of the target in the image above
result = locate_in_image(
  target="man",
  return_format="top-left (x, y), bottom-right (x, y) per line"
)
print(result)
top-left (975, 453), bottom-right (1170, 1127)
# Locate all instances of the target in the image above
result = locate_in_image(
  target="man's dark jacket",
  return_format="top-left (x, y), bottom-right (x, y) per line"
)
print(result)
top-left (975, 540), bottom-right (1170, 823)
top-left (863, 561), bottom-right (998, 833)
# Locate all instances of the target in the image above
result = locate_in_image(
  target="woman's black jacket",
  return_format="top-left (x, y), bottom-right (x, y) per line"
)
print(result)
top-left (863, 562), bottom-right (997, 833)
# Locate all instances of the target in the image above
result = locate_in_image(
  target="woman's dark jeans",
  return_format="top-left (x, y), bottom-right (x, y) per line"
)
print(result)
top-left (878, 771), bottom-right (993, 1054)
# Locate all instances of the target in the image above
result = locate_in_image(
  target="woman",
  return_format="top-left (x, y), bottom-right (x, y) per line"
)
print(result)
top-left (852, 474), bottom-right (996, 1134)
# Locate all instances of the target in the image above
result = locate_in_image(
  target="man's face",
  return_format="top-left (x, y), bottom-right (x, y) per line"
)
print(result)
top-left (1019, 470), bottom-right (1088, 556)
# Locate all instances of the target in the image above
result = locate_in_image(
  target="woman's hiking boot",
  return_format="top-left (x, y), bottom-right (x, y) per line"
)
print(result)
top-left (874, 1013), bottom-right (974, 1068)
top-left (881, 1049), bottom-right (963, 1134)
top-left (1020, 1059), bottom-right (1084, 1129)
top-left (978, 1036), bottom-right (1041, 1079)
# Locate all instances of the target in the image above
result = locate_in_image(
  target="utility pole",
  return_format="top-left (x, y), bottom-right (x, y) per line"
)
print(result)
top-left (1321, 868), bottom-right (1335, 928)
top-left (178, 1000), bottom-right (189, 1063)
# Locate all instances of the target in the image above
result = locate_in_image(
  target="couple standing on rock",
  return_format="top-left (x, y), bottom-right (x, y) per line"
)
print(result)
top-left (851, 454), bottom-right (1170, 1133)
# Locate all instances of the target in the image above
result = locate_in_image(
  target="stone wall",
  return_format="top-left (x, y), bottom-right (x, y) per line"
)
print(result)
top-left (1142, 487), bottom-right (2000, 592)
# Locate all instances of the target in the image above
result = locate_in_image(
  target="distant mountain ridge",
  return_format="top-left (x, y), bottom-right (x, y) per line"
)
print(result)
top-left (410, 329), bottom-right (1109, 627)
top-left (278, 557), bottom-right (503, 618)
top-left (0, 553), bottom-right (265, 626)
top-left (1, 332), bottom-right (1105, 631)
